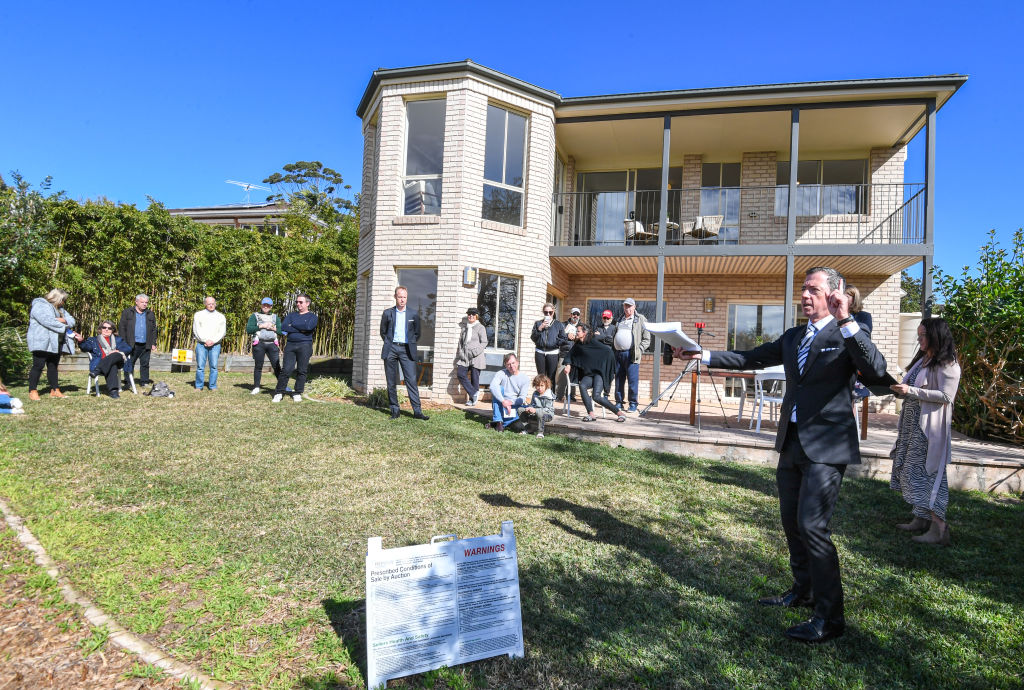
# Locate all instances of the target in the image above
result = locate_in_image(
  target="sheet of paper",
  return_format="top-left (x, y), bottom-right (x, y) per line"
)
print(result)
top-left (645, 322), bottom-right (700, 351)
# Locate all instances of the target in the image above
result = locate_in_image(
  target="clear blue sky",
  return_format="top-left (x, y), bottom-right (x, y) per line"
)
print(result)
top-left (2, 0), bottom-right (1019, 278)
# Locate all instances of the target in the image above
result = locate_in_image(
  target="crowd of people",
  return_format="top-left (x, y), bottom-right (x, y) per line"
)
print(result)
top-left (8, 269), bottom-right (967, 644)
top-left (21, 290), bottom-right (318, 402)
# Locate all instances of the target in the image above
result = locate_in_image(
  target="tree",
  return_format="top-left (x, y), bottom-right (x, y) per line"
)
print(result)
top-left (900, 269), bottom-right (923, 313)
top-left (263, 160), bottom-right (355, 221)
top-left (934, 229), bottom-right (1024, 443)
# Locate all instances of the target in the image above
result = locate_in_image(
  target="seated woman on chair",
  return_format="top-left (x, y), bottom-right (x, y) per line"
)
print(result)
top-left (565, 324), bottom-right (625, 423)
top-left (79, 320), bottom-right (132, 398)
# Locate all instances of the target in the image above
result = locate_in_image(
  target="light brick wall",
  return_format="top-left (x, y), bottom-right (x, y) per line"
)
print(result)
top-left (354, 74), bottom-right (557, 399)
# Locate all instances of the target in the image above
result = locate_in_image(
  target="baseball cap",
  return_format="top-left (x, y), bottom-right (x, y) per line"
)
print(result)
top-left (602, 309), bottom-right (613, 318)
top-left (261, 297), bottom-right (273, 305)
top-left (622, 297), bottom-right (636, 307)
top-left (570, 307), bottom-right (581, 315)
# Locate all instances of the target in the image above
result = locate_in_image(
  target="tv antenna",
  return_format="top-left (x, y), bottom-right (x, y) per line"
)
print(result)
top-left (225, 180), bottom-right (271, 204)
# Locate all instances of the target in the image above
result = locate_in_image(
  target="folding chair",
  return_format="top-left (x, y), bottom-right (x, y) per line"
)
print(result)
top-left (564, 376), bottom-right (606, 419)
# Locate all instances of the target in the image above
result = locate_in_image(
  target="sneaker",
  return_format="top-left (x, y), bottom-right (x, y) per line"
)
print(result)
top-left (492, 421), bottom-right (504, 432)
top-left (109, 390), bottom-right (120, 399)
top-left (272, 394), bottom-right (283, 403)
top-left (11, 408), bottom-right (24, 415)
top-left (536, 432), bottom-right (544, 438)
top-left (627, 404), bottom-right (638, 413)
top-left (10, 398), bottom-right (23, 410)
top-left (292, 394), bottom-right (302, 402)
top-left (251, 387), bottom-right (261, 395)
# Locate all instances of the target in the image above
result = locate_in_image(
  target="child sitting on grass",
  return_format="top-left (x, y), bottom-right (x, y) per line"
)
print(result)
top-left (527, 375), bottom-right (555, 438)
top-left (0, 381), bottom-right (25, 415)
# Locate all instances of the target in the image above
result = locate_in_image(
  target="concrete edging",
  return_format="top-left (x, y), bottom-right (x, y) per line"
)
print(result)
top-left (0, 497), bottom-right (234, 690)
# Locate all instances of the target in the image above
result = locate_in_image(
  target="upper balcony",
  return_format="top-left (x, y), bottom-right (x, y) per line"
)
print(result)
top-left (551, 183), bottom-right (925, 248)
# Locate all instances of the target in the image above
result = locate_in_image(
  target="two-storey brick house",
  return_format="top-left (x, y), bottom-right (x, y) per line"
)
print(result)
top-left (352, 60), bottom-right (964, 405)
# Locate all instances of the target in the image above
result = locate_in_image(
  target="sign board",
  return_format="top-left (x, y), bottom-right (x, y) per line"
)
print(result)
top-left (365, 521), bottom-right (524, 689)
top-left (170, 348), bottom-right (193, 363)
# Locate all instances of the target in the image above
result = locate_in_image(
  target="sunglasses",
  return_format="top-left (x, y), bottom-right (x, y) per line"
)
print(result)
top-left (100, 325), bottom-right (113, 330)
top-left (543, 311), bottom-right (553, 315)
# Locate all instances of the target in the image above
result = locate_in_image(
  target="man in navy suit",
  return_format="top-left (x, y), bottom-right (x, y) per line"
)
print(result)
top-left (682, 266), bottom-right (885, 643)
top-left (380, 286), bottom-right (429, 420)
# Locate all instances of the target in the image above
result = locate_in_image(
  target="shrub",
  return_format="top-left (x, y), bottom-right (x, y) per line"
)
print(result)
top-left (0, 327), bottom-right (31, 383)
top-left (935, 229), bottom-right (1024, 443)
top-left (366, 387), bottom-right (402, 409)
top-left (303, 376), bottom-right (355, 399)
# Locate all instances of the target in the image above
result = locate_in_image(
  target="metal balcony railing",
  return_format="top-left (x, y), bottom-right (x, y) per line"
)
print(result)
top-left (550, 184), bottom-right (925, 247)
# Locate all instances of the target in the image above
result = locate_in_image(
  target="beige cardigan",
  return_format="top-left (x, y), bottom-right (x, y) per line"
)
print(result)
top-left (897, 359), bottom-right (962, 475)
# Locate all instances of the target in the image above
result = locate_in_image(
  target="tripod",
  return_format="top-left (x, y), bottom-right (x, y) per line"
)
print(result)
top-left (692, 322), bottom-right (730, 433)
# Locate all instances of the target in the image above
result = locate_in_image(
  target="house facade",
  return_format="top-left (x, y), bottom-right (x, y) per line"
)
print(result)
top-left (352, 60), bottom-right (965, 404)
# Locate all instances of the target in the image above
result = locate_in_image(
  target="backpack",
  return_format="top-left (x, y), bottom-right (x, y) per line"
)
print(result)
top-left (145, 381), bottom-right (175, 398)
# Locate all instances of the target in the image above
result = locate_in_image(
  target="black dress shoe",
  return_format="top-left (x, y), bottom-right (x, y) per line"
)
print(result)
top-left (389, 410), bottom-right (400, 419)
top-left (758, 589), bottom-right (814, 608)
top-left (785, 616), bottom-right (845, 643)
top-left (413, 412), bottom-right (429, 421)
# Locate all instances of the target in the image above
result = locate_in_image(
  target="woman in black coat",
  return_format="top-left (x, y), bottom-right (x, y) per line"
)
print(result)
top-left (565, 324), bottom-right (625, 423)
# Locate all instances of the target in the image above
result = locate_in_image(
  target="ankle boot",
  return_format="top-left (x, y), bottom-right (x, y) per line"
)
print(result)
top-left (897, 516), bottom-right (929, 531)
top-left (49, 389), bottom-right (67, 398)
top-left (28, 390), bottom-right (41, 401)
top-left (912, 521), bottom-right (951, 546)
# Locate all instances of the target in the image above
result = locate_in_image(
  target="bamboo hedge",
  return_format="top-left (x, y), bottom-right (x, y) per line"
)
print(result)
top-left (1, 189), bottom-right (358, 359)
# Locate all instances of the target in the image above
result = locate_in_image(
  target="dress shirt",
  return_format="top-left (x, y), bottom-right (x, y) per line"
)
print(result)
top-left (393, 308), bottom-right (407, 344)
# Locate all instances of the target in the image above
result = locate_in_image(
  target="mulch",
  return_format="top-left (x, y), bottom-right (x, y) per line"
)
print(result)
top-left (0, 531), bottom-right (178, 690)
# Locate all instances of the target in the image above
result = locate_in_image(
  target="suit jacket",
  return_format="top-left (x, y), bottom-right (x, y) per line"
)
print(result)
top-left (380, 307), bottom-right (420, 360)
top-left (118, 307), bottom-right (158, 348)
top-left (709, 320), bottom-right (886, 464)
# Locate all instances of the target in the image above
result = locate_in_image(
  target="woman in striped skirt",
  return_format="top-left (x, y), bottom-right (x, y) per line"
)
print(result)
top-left (889, 318), bottom-right (961, 546)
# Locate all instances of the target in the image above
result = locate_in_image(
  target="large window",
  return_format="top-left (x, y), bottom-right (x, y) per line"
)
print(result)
top-left (584, 298), bottom-right (664, 354)
top-left (775, 159), bottom-right (867, 216)
top-left (396, 268), bottom-right (438, 386)
top-left (700, 163), bottom-right (740, 244)
top-left (404, 99), bottom-right (446, 216)
top-left (477, 272), bottom-right (521, 350)
top-left (573, 168), bottom-right (682, 245)
top-left (724, 303), bottom-right (788, 396)
top-left (482, 105), bottom-right (527, 226)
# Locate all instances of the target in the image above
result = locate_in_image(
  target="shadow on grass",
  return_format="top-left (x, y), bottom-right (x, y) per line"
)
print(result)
top-left (320, 597), bottom-right (366, 687)
top-left (700, 462), bottom-right (778, 498)
top-left (479, 484), bottom-right (1023, 688)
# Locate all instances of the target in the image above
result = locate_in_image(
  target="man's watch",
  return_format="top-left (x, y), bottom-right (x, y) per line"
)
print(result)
top-left (836, 316), bottom-right (855, 326)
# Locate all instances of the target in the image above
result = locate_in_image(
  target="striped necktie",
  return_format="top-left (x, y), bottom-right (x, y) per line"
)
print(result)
top-left (797, 324), bottom-right (817, 374)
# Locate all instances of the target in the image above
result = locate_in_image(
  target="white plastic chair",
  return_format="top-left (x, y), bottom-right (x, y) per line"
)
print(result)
top-left (87, 371), bottom-right (137, 397)
top-left (750, 366), bottom-right (785, 432)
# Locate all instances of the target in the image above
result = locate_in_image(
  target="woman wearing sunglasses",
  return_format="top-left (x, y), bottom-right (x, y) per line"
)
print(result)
top-left (530, 303), bottom-right (568, 385)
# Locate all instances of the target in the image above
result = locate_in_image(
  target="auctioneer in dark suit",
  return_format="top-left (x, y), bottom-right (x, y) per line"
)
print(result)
top-left (379, 306), bottom-right (423, 416)
top-left (709, 316), bottom-right (885, 629)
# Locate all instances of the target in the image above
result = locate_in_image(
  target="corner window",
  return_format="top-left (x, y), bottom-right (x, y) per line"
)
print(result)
top-left (477, 272), bottom-right (521, 350)
top-left (482, 105), bottom-right (527, 226)
top-left (404, 100), bottom-right (445, 215)
top-left (396, 268), bottom-right (437, 386)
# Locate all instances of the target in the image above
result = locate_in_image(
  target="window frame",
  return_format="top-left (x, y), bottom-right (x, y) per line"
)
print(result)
top-left (774, 158), bottom-right (868, 216)
top-left (402, 98), bottom-right (446, 217)
top-left (482, 103), bottom-right (529, 226)
top-left (477, 271), bottom-right (523, 352)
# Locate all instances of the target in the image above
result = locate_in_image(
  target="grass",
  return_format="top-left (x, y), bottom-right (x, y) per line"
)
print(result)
top-left (0, 371), bottom-right (1022, 688)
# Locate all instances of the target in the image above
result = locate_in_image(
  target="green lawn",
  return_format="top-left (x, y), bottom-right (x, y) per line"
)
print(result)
top-left (0, 372), bottom-right (1021, 689)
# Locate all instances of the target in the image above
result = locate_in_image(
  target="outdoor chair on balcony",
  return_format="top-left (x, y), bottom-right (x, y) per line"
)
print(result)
top-left (685, 215), bottom-right (724, 242)
top-left (623, 218), bottom-right (656, 245)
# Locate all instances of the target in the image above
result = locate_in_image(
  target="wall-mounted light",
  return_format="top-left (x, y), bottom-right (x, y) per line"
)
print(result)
top-left (463, 267), bottom-right (478, 287)
top-left (704, 296), bottom-right (715, 313)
